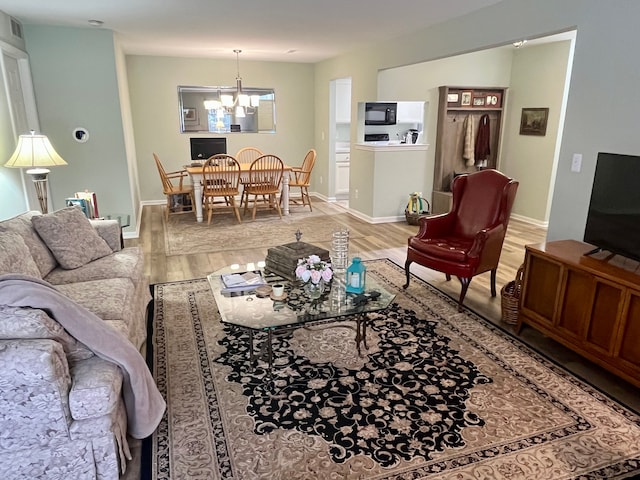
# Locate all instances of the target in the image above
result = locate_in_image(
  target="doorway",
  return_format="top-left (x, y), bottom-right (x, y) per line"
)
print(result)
top-left (329, 77), bottom-right (351, 208)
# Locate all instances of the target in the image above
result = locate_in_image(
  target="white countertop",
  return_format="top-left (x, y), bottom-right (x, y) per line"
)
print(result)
top-left (354, 142), bottom-right (429, 152)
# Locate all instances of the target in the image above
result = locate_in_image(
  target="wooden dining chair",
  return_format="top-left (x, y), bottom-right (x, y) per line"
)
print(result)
top-left (202, 155), bottom-right (242, 224)
top-left (283, 148), bottom-right (316, 211)
top-left (236, 147), bottom-right (265, 207)
top-left (242, 154), bottom-right (284, 220)
top-left (153, 153), bottom-right (195, 221)
top-left (235, 147), bottom-right (263, 165)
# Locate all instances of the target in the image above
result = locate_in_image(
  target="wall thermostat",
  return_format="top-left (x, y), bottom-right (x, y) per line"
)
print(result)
top-left (73, 127), bottom-right (89, 143)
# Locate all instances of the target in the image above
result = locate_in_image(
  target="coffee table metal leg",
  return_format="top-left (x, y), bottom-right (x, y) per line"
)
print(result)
top-left (248, 329), bottom-right (256, 370)
top-left (361, 313), bottom-right (369, 351)
top-left (267, 329), bottom-right (274, 375)
top-left (355, 313), bottom-right (370, 356)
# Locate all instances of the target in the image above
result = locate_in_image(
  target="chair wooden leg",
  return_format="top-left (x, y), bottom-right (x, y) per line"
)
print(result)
top-left (458, 277), bottom-right (472, 312)
top-left (252, 196), bottom-right (258, 220)
top-left (490, 268), bottom-right (497, 297)
top-left (243, 193), bottom-right (250, 216)
top-left (231, 197), bottom-right (242, 224)
top-left (303, 186), bottom-right (312, 211)
top-left (272, 194), bottom-right (282, 219)
top-left (403, 259), bottom-right (412, 289)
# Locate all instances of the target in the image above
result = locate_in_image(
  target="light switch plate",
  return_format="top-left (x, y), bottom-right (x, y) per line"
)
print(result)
top-left (571, 153), bottom-right (582, 173)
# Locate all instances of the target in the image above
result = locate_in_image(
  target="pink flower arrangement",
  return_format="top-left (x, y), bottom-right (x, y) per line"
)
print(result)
top-left (295, 255), bottom-right (333, 284)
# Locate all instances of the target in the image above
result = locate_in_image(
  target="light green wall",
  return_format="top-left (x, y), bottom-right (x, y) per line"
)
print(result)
top-left (22, 25), bottom-right (133, 223)
top-left (501, 41), bottom-right (572, 223)
top-left (375, 48), bottom-right (514, 218)
top-left (313, 51), bottom-right (381, 216)
top-left (315, 0), bottom-right (640, 241)
top-left (126, 55), bottom-right (314, 203)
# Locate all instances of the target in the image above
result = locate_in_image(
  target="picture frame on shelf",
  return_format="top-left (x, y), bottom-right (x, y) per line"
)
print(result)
top-left (447, 92), bottom-right (460, 106)
top-left (473, 96), bottom-right (486, 106)
top-left (485, 92), bottom-right (502, 108)
top-left (461, 91), bottom-right (472, 106)
top-left (520, 107), bottom-right (549, 136)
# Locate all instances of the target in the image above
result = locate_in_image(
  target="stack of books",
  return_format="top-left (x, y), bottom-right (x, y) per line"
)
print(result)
top-left (65, 191), bottom-right (99, 219)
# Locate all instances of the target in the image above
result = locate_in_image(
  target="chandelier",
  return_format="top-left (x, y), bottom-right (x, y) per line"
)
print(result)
top-left (204, 49), bottom-right (259, 118)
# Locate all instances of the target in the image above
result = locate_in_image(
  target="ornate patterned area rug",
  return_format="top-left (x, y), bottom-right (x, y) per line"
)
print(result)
top-left (162, 201), bottom-right (362, 256)
top-left (147, 259), bottom-right (640, 479)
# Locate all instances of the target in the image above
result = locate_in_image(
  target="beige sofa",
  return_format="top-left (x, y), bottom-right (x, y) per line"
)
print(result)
top-left (0, 208), bottom-right (151, 479)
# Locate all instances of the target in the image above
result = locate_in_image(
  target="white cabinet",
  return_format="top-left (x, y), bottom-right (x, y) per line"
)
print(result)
top-left (335, 153), bottom-right (350, 195)
top-left (335, 79), bottom-right (351, 124)
top-left (396, 102), bottom-right (424, 124)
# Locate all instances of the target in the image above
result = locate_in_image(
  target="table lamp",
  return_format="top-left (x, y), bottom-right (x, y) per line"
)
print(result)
top-left (4, 130), bottom-right (68, 213)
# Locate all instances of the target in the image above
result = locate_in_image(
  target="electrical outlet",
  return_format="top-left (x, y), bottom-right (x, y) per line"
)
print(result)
top-left (319, 176), bottom-right (323, 184)
top-left (571, 153), bottom-right (582, 173)
top-left (354, 189), bottom-right (359, 199)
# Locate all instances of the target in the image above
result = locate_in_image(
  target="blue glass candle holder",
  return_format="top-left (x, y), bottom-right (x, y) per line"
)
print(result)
top-left (346, 257), bottom-right (366, 294)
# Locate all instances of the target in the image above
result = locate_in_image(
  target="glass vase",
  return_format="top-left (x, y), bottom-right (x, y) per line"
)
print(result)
top-left (331, 227), bottom-right (349, 273)
top-left (304, 280), bottom-right (326, 299)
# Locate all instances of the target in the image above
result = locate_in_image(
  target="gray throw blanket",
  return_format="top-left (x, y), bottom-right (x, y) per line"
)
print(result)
top-left (0, 274), bottom-right (165, 439)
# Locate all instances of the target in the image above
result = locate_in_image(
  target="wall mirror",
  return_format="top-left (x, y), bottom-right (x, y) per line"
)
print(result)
top-left (178, 85), bottom-right (276, 134)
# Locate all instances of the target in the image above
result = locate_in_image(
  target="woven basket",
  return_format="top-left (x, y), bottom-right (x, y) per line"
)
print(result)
top-left (405, 198), bottom-right (430, 225)
top-left (500, 265), bottom-right (524, 325)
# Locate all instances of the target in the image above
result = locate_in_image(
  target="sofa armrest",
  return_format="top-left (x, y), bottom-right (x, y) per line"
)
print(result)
top-left (69, 356), bottom-right (123, 421)
top-left (0, 305), bottom-right (94, 364)
top-left (0, 339), bottom-right (73, 449)
top-left (90, 219), bottom-right (122, 252)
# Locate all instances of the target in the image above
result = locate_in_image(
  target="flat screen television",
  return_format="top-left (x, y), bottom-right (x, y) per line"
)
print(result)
top-left (583, 152), bottom-right (640, 261)
top-left (190, 137), bottom-right (227, 160)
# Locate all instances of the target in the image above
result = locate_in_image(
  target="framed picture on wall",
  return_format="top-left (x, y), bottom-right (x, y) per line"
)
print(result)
top-left (183, 107), bottom-right (198, 122)
top-left (520, 108), bottom-right (549, 136)
top-left (461, 91), bottom-right (472, 106)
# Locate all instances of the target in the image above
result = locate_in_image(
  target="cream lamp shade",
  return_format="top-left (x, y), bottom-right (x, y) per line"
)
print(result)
top-left (4, 131), bottom-right (68, 213)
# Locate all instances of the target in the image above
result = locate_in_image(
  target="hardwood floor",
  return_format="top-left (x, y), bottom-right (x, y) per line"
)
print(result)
top-left (129, 201), bottom-right (640, 412)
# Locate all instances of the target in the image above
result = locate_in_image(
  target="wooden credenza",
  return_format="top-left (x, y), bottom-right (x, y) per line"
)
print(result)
top-left (518, 240), bottom-right (640, 387)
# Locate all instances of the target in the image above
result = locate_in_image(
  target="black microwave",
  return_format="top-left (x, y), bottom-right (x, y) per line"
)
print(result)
top-left (364, 102), bottom-right (397, 125)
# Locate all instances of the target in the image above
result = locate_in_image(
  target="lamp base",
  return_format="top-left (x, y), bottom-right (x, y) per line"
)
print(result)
top-left (26, 168), bottom-right (50, 213)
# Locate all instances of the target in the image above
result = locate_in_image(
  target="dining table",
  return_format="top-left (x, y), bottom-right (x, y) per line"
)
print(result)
top-left (186, 162), bottom-right (292, 223)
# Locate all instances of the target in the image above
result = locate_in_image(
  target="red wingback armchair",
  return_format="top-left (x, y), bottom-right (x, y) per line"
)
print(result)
top-left (404, 169), bottom-right (519, 310)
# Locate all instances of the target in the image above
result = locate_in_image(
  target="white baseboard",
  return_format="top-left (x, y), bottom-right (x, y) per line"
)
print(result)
top-left (510, 213), bottom-right (549, 229)
top-left (310, 191), bottom-right (406, 225)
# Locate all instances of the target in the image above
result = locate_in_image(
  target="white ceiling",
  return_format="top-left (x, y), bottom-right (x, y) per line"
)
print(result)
top-left (0, 0), bottom-right (504, 63)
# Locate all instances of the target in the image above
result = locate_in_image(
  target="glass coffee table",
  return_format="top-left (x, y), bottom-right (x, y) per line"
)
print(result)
top-left (207, 265), bottom-right (395, 374)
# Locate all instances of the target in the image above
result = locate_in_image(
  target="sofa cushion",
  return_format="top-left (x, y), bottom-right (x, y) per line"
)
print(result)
top-left (32, 207), bottom-right (113, 270)
top-left (55, 278), bottom-right (138, 339)
top-left (0, 231), bottom-right (42, 278)
top-left (0, 305), bottom-right (93, 363)
top-left (0, 211), bottom-right (57, 277)
top-left (45, 247), bottom-right (145, 286)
